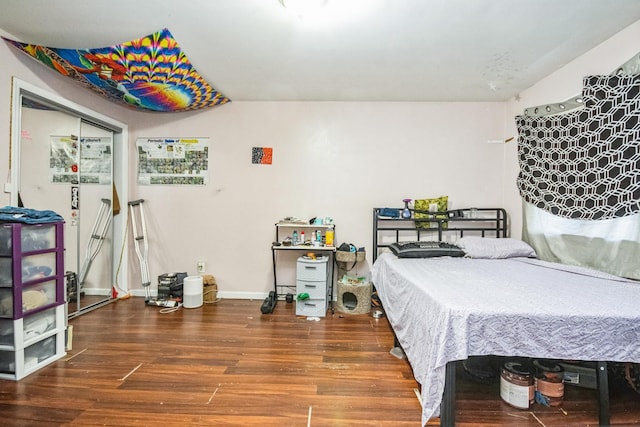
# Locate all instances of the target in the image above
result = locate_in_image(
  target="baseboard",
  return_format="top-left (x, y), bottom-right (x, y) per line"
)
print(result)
top-left (78, 287), bottom-right (112, 296)
top-left (127, 289), bottom-right (268, 300)
top-left (126, 289), bottom-right (337, 301)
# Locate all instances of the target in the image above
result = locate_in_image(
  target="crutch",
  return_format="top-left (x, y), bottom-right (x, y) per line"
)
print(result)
top-left (128, 199), bottom-right (151, 302)
top-left (78, 198), bottom-right (112, 286)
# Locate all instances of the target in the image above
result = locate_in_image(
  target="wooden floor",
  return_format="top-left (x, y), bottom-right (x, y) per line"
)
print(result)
top-left (0, 298), bottom-right (638, 426)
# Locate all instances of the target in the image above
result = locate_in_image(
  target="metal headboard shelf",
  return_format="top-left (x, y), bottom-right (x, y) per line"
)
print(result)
top-left (372, 207), bottom-right (508, 262)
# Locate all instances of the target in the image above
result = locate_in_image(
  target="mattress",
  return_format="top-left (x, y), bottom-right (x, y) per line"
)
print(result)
top-left (371, 252), bottom-right (640, 425)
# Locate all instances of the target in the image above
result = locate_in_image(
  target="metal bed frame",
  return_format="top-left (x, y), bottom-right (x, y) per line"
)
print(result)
top-left (372, 207), bottom-right (508, 262)
top-left (371, 206), bottom-right (611, 426)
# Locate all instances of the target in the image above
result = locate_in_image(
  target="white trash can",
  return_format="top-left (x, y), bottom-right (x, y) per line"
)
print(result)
top-left (183, 276), bottom-right (203, 308)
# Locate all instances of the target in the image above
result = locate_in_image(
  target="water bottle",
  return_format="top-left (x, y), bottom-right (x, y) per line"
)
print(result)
top-left (292, 230), bottom-right (298, 245)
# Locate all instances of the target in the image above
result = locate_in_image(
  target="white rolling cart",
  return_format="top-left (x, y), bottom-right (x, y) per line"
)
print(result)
top-left (295, 255), bottom-right (330, 317)
top-left (270, 220), bottom-right (336, 315)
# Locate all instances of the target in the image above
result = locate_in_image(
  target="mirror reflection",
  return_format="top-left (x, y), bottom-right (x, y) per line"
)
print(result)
top-left (19, 97), bottom-right (114, 318)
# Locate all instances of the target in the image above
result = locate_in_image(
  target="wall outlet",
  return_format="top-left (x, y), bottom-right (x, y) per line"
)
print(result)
top-left (197, 261), bottom-right (205, 273)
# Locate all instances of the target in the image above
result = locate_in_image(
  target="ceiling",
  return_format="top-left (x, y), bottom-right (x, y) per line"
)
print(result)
top-left (1, 0), bottom-right (640, 103)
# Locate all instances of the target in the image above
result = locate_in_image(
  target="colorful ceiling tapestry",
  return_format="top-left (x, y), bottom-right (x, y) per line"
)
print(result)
top-left (3, 28), bottom-right (230, 112)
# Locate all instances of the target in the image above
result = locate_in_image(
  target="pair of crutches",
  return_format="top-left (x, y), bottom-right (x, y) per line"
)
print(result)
top-left (128, 199), bottom-right (151, 302)
top-left (78, 198), bottom-right (112, 287)
top-left (77, 198), bottom-right (151, 301)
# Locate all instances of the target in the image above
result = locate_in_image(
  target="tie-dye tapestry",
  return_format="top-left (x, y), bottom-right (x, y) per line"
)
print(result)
top-left (3, 28), bottom-right (230, 112)
top-left (515, 74), bottom-right (640, 280)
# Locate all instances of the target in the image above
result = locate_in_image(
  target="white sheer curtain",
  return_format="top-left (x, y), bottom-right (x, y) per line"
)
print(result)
top-left (522, 201), bottom-right (640, 280)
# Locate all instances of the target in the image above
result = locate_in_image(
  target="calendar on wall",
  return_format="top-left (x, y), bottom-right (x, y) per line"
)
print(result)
top-left (50, 135), bottom-right (112, 184)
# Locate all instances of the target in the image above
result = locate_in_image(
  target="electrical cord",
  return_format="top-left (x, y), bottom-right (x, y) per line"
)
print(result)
top-left (159, 303), bottom-right (183, 314)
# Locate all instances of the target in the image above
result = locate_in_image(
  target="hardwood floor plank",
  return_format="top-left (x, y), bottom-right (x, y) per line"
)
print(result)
top-left (0, 403), bottom-right (81, 426)
top-left (0, 298), bottom-right (637, 426)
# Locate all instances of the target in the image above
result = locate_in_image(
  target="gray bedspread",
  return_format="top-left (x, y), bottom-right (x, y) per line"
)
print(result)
top-left (371, 253), bottom-right (640, 425)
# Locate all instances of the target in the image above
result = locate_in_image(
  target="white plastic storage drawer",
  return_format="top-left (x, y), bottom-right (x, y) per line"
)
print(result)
top-left (22, 279), bottom-right (59, 316)
top-left (0, 319), bottom-right (14, 347)
top-left (0, 279), bottom-right (59, 320)
top-left (0, 306), bottom-right (60, 349)
top-left (0, 223), bottom-right (57, 256)
top-left (296, 298), bottom-right (327, 317)
top-left (23, 306), bottom-right (59, 344)
top-left (296, 280), bottom-right (326, 299)
top-left (0, 348), bottom-right (16, 374)
top-left (0, 288), bottom-right (13, 318)
top-left (296, 256), bottom-right (328, 281)
top-left (22, 252), bottom-right (57, 284)
top-left (0, 224), bottom-right (12, 256)
top-left (0, 258), bottom-right (11, 286)
top-left (24, 334), bottom-right (57, 370)
top-left (20, 224), bottom-right (57, 253)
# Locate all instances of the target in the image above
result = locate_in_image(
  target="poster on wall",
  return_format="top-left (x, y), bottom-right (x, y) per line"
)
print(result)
top-left (136, 137), bottom-right (209, 185)
top-left (50, 135), bottom-right (112, 184)
top-left (252, 147), bottom-right (273, 164)
top-left (78, 137), bottom-right (113, 184)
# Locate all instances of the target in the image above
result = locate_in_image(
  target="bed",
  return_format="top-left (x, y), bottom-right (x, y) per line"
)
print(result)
top-left (370, 207), bottom-right (640, 426)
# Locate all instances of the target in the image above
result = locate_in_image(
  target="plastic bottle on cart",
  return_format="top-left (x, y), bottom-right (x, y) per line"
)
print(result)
top-left (292, 230), bottom-right (298, 246)
top-left (300, 231), bottom-right (305, 244)
top-left (402, 198), bottom-right (412, 219)
top-left (325, 229), bottom-right (334, 246)
top-left (311, 231), bottom-right (316, 242)
top-left (316, 230), bottom-right (322, 244)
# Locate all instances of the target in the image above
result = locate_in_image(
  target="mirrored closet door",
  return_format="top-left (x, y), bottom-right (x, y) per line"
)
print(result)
top-left (18, 99), bottom-right (114, 317)
top-left (10, 78), bottom-right (128, 319)
top-left (73, 120), bottom-right (115, 314)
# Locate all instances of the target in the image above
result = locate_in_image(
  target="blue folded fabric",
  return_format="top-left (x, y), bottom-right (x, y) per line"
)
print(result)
top-left (0, 206), bottom-right (63, 223)
top-left (379, 208), bottom-right (400, 218)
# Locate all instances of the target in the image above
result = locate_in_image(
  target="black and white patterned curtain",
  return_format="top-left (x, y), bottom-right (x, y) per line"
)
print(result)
top-left (516, 75), bottom-right (640, 221)
top-left (515, 75), bottom-right (640, 280)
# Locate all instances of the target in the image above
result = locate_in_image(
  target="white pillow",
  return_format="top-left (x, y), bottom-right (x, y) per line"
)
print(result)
top-left (457, 237), bottom-right (537, 259)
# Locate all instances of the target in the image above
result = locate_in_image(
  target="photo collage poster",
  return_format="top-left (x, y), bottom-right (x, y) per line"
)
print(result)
top-left (50, 135), bottom-right (112, 184)
top-left (136, 137), bottom-right (209, 185)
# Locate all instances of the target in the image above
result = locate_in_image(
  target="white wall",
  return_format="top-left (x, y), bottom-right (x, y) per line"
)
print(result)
top-left (502, 20), bottom-right (640, 238)
top-left (129, 101), bottom-right (508, 297)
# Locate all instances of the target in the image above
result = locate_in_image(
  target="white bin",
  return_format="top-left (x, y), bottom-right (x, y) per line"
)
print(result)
top-left (183, 276), bottom-right (203, 308)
